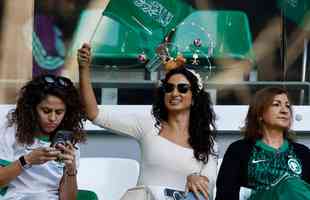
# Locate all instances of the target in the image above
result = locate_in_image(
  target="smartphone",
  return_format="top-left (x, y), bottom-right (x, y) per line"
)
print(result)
top-left (50, 130), bottom-right (73, 163)
top-left (50, 130), bottom-right (73, 148)
top-left (164, 188), bottom-right (186, 200)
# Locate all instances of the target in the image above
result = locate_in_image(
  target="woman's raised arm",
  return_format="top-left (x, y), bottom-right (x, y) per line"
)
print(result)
top-left (78, 43), bottom-right (99, 120)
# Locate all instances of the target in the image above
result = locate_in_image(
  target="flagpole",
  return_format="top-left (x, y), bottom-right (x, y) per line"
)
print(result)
top-left (281, 5), bottom-right (287, 81)
top-left (89, 14), bottom-right (104, 44)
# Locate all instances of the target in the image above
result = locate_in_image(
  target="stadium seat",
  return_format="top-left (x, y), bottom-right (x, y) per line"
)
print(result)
top-left (170, 10), bottom-right (255, 67)
top-left (77, 189), bottom-right (99, 200)
top-left (77, 157), bottom-right (140, 200)
top-left (72, 9), bottom-right (145, 67)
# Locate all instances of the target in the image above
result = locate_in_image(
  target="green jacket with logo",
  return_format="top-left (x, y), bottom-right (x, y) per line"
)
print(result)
top-left (215, 139), bottom-right (310, 200)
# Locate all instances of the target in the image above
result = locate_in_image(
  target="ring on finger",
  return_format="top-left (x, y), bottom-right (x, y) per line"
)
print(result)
top-left (58, 154), bottom-right (64, 161)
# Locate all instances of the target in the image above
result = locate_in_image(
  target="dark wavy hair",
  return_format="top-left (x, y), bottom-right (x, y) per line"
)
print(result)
top-left (152, 67), bottom-right (217, 162)
top-left (243, 87), bottom-right (293, 141)
top-left (7, 75), bottom-right (86, 145)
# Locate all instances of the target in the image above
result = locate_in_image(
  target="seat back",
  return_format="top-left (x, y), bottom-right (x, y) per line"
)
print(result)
top-left (72, 9), bottom-right (144, 66)
top-left (77, 157), bottom-right (140, 200)
top-left (170, 11), bottom-right (255, 65)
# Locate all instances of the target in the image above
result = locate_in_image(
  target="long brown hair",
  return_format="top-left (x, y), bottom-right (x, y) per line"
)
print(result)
top-left (152, 66), bottom-right (217, 162)
top-left (242, 87), bottom-right (293, 141)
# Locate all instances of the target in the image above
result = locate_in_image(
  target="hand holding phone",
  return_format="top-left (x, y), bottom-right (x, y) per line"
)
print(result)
top-left (51, 130), bottom-right (73, 149)
top-left (50, 130), bottom-right (74, 163)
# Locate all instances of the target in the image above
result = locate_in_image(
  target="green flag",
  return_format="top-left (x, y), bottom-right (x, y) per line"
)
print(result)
top-left (277, 0), bottom-right (310, 30)
top-left (103, 0), bottom-right (194, 58)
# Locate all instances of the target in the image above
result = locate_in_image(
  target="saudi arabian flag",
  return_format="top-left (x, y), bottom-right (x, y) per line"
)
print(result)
top-left (103, 0), bottom-right (194, 57)
top-left (277, 0), bottom-right (310, 30)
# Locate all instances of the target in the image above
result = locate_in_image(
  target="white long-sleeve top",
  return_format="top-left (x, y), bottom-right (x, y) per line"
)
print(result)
top-left (93, 106), bottom-right (218, 199)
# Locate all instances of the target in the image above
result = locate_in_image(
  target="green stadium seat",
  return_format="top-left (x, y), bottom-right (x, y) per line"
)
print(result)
top-left (75, 9), bottom-right (145, 66)
top-left (170, 10), bottom-right (255, 66)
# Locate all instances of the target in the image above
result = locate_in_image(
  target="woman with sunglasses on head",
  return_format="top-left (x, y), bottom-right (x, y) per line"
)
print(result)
top-left (78, 43), bottom-right (218, 200)
top-left (216, 87), bottom-right (310, 200)
top-left (0, 75), bottom-right (86, 200)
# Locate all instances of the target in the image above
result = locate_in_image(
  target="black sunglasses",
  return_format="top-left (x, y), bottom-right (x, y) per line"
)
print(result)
top-left (163, 83), bottom-right (191, 94)
top-left (43, 75), bottom-right (73, 88)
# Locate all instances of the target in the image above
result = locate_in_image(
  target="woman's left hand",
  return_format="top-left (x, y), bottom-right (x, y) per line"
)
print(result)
top-left (56, 142), bottom-right (76, 174)
top-left (186, 174), bottom-right (209, 200)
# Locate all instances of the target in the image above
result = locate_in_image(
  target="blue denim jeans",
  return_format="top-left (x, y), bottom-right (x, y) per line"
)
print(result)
top-left (183, 192), bottom-right (206, 200)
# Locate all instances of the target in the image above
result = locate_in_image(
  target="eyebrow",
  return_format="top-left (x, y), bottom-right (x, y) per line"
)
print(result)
top-left (40, 106), bottom-right (65, 111)
top-left (166, 82), bottom-right (190, 85)
top-left (273, 99), bottom-right (290, 104)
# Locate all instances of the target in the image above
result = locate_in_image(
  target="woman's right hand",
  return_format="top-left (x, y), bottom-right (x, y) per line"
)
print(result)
top-left (24, 147), bottom-right (61, 165)
top-left (186, 174), bottom-right (209, 200)
top-left (77, 43), bottom-right (92, 71)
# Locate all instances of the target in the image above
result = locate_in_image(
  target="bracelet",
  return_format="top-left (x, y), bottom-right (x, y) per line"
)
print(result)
top-left (189, 172), bottom-right (201, 177)
top-left (65, 169), bottom-right (77, 176)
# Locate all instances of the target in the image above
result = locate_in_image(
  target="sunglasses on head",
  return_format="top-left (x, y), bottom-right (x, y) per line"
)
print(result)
top-left (163, 83), bottom-right (191, 94)
top-left (43, 75), bottom-right (73, 89)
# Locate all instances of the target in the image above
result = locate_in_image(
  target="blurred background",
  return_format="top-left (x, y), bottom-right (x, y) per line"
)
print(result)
top-left (0, 0), bottom-right (309, 158)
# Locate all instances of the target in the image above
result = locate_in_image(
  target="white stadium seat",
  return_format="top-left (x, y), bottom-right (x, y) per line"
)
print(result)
top-left (77, 157), bottom-right (140, 200)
